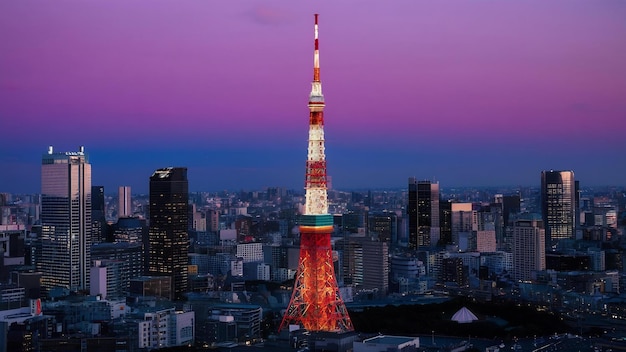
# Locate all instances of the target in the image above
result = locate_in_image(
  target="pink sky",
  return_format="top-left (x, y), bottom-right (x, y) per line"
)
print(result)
top-left (1, 0), bottom-right (625, 193)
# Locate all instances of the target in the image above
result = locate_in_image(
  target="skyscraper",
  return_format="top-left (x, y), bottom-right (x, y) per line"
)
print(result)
top-left (408, 178), bottom-right (440, 248)
top-left (148, 167), bottom-right (189, 300)
top-left (118, 186), bottom-right (132, 218)
top-left (91, 185), bottom-right (107, 243)
top-left (279, 14), bottom-right (353, 333)
top-left (541, 170), bottom-right (576, 247)
top-left (407, 177), bottom-right (418, 248)
top-left (39, 146), bottom-right (91, 293)
top-left (512, 219), bottom-right (545, 281)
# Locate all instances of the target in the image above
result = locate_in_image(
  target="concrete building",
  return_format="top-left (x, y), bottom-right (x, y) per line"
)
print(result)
top-left (236, 242), bottom-right (263, 263)
top-left (90, 259), bottom-right (125, 299)
top-left (91, 241), bottom-right (143, 294)
top-left (137, 307), bottom-right (194, 349)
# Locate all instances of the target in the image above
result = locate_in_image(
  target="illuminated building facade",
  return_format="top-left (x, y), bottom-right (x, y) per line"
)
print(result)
top-left (408, 178), bottom-right (440, 248)
top-left (541, 170), bottom-right (576, 247)
top-left (148, 167), bottom-right (189, 300)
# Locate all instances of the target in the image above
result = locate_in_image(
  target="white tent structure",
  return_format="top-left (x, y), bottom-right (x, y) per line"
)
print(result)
top-left (451, 306), bottom-right (478, 323)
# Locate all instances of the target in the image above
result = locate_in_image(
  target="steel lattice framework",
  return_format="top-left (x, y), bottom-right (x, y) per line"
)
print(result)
top-left (279, 14), bottom-right (353, 333)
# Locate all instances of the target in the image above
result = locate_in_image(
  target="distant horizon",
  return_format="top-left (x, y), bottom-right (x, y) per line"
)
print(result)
top-left (1, 1), bottom-right (624, 195)
top-left (3, 164), bottom-right (624, 197)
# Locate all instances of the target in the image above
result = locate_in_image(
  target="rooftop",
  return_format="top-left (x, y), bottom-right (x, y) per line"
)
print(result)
top-left (364, 335), bottom-right (416, 345)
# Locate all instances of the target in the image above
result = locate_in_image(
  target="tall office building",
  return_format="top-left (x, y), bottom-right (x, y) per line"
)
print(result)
top-left (118, 186), bottom-right (132, 218)
top-left (408, 178), bottom-right (440, 248)
top-left (91, 185), bottom-right (107, 243)
top-left (361, 239), bottom-right (389, 297)
top-left (148, 167), bottom-right (189, 300)
top-left (39, 146), bottom-right (92, 293)
top-left (501, 195), bottom-right (521, 227)
top-left (512, 219), bottom-right (545, 282)
top-left (541, 170), bottom-right (576, 247)
top-left (407, 178), bottom-right (418, 248)
top-left (439, 200), bottom-right (452, 246)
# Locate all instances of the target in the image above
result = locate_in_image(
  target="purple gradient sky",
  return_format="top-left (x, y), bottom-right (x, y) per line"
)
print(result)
top-left (1, 0), bottom-right (625, 194)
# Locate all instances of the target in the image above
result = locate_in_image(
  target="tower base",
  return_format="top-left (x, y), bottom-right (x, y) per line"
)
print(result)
top-left (279, 215), bottom-right (353, 333)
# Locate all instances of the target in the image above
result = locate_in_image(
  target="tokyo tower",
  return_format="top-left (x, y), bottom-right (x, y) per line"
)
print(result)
top-left (279, 14), bottom-right (354, 333)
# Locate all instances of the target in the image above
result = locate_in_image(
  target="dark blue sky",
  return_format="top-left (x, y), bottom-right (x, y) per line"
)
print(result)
top-left (1, 0), bottom-right (625, 194)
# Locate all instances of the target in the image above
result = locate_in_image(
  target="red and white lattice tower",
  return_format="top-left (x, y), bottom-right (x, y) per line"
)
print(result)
top-left (279, 14), bottom-right (354, 333)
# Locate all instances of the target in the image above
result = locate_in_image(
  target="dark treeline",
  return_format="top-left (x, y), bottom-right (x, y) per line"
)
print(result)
top-left (349, 298), bottom-right (570, 340)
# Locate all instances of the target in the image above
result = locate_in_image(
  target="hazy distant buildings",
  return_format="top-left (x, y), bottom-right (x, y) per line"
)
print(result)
top-left (541, 170), bottom-right (576, 247)
top-left (451, 203), bottom-right (474, 249)
top-left (39, 146), bottom-right (92, 293)
top-left (512, 219), bottom-right (545, 282)
top-left (408, 178), bottom-right (440, 248)
top-left (147, 167), bottom-right (189, 300)
top-left (118, 186), bottom-right (132, 218)
top-left (368, 212), bottom-right (397, 243)
top-left (501, 195), bottom-right (521, 227)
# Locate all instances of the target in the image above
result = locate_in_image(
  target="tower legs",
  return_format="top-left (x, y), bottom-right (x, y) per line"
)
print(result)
top-left (279, 231), bottom-right (353, 332)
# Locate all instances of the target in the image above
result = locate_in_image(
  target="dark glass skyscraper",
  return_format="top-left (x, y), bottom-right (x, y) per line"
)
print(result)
top-left (541, 170), bottom-right (576, 248)
top-left (148, 167), bottom-right (189, 300)
top-left (91, 185), bottom-right (107, 243)
top-left (408, 177), bottom-right (440, 248)
top-left (408, 177), bottom-right (418, 249)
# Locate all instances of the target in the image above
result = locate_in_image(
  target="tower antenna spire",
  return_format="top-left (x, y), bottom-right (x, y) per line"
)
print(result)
top-left (313, 13), bottom-right (320, 82)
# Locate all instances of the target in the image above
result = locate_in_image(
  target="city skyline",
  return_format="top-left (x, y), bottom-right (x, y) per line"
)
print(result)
top-left (1, 1), bottom-right (625, 194)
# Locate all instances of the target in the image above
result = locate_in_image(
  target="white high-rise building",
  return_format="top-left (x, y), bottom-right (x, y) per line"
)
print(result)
top-left (39, 146), bottom-right (92, 292)
top-left (512, 219), bottom-right (545, 282)
top-left (118, 186), bottom-right (132, 218)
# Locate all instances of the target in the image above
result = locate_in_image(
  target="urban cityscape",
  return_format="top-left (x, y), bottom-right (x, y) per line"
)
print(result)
top-left (1, 2), bottom-right (626, 352)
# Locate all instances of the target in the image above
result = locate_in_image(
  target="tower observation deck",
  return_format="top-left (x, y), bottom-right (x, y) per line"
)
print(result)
top-left (279, 14), bottom-right (354, 333)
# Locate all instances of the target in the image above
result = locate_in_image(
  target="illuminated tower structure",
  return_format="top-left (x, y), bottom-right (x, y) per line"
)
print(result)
top-left (279, 14), bottom-right (353, 333)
